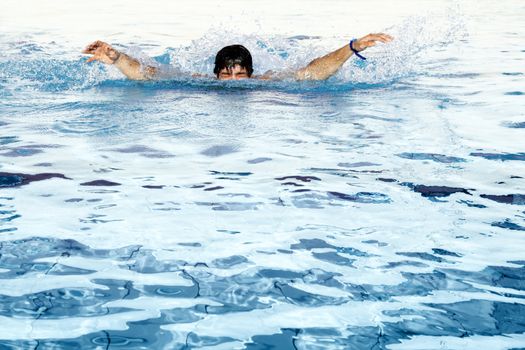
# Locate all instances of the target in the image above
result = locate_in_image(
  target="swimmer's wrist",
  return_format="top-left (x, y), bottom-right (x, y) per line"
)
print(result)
top-left (349, 39), bottom-right (366, 60)
top-left (110, 50), bottom-right (122, 65)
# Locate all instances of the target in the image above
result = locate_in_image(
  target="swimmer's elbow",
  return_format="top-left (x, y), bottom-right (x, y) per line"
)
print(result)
top-left (295, 57), bottom-right (332, 81)
top-left (126, 66), bottom-right (157, 80)
top-left (295, 68), bottom-right (329, 81)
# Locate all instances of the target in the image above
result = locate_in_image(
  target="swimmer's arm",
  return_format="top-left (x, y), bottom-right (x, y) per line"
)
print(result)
top-left (295, 33), bottom-right (392, 81)
top-left (113, 53), bottom-right (157, 80)
top-left (83, 41), bottom-right (157, 80)
top-left (254, 70), bottom-right (276, 80)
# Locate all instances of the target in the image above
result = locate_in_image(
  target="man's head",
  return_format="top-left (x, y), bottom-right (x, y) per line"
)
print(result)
top-left (214, 45), bottom-right (253, 80)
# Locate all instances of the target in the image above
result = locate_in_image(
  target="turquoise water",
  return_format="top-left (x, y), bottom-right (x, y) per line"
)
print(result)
top-left (1, 0), bottom-right (525, 349)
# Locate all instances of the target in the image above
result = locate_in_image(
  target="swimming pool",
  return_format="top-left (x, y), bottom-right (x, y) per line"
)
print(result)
top-left (1, 0), bottom-right (524, 348)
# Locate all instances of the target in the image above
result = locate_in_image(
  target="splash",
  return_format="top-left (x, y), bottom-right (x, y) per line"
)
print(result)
top-left (0, 8), bottom-right (467, 93)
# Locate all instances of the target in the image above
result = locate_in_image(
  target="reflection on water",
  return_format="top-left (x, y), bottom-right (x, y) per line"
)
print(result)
top-left (1, 1), bottom-right (525, 349)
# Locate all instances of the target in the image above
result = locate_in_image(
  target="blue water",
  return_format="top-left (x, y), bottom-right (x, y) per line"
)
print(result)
top-left (1, 1), bottom-right (525, 349)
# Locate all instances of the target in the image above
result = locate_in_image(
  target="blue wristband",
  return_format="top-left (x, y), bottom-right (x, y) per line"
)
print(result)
top-left (350, 39), bottom-right (367, 60)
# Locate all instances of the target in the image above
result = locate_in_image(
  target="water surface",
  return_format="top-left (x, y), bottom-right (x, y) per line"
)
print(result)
top-left (1, 0), bottom-right (524, 349)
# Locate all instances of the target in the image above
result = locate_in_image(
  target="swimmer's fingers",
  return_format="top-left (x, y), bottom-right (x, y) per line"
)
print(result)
top-left (377, 33), bottom-right (394, 43)
top-left (370, 33), bottom-right (393, 42)
top-left (85, 51), bottom-right (116, 65)
top-left (360, 33), bottom-right (393, 44)
top-left (83, 41), bottom-right (120, 65)
top-left (82, 40), bottom-right (109, 54)
top-left (354, 33), bottom-right (393, 51)
top-left (82, 41), bottom-right (100, 54)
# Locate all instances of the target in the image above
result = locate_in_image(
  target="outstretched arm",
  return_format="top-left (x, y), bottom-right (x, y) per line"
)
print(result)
top-left (83, 41), bottom-right (157, 80)
top-left (295, 33), bottom-right (392, 81)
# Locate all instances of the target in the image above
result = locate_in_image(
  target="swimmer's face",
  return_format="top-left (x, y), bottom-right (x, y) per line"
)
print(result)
top-left (217, 64), bottom-right (250, 80)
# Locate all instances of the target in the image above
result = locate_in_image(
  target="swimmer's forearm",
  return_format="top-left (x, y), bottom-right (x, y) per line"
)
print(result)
top-left (295, 34), bottom-right (393, 80)
top-left (113, 52), bottom-right (157, 80)
top-left (295, 45), bottom-right (352, 81)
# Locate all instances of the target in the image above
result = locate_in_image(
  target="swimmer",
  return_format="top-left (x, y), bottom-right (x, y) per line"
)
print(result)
top-left (82, 33), bottom-right (392, 81)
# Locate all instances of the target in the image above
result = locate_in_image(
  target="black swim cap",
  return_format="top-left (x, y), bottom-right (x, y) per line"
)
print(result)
top-left (213, 45), bottom-right (254, 77)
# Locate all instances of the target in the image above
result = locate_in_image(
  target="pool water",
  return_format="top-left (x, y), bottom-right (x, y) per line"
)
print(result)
top-left (1, 0), bottom-right (524, 348)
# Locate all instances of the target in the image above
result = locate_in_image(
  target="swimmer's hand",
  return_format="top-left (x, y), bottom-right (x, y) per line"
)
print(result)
top-left (82, 40), bottom-right (157, 80)
top-left (82, 41), bottom-right (121, 64)
top-left (352, 33), bottom-right (393, 52)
